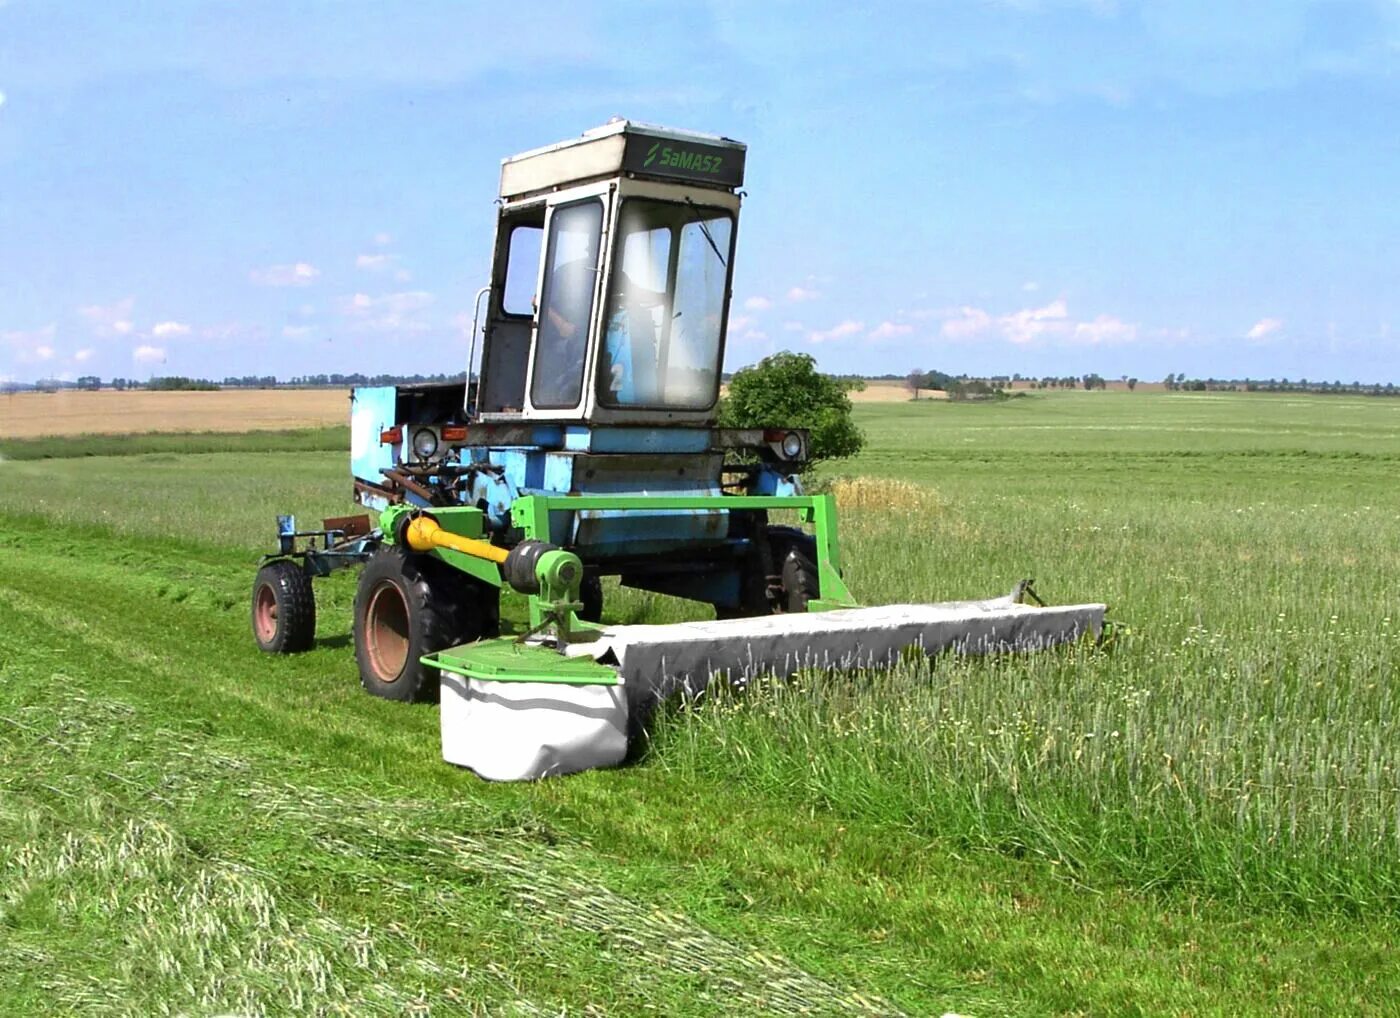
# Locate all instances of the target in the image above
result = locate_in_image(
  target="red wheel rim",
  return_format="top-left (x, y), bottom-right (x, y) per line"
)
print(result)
top-left (254, 582), bottom-right (278, 643)
top-left (366, 581), bottom-right (410, 682)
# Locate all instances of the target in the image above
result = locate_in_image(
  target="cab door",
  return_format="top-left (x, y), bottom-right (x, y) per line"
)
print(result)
top-left (476, 206), bottom-right (543, 416)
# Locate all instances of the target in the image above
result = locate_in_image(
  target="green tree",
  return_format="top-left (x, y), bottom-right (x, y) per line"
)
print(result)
top-left (719, 351), bottom-right (865, 463)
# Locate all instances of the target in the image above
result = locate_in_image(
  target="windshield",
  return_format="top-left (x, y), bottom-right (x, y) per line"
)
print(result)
top-left (598, 199), bottom-right (733, 410)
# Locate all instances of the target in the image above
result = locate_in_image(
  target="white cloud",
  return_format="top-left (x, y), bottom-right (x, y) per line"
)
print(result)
top-left (940, 306), bottom-right (995, 340)
top-left (727, 314), bottom-right (753, 332)
top-left (0, 92), bottom-right (6, 109)
top-left (742, 329), bottom-right (768, 342)
top-left (807, 320), bottom-right (865, 344)
top-left (1246, 317), bottom-right (1282, 340)
top-left (1022, 281), bottom-right (1040, 292)
top-left (743, 296), bottom-right (772, 312)
top-left (1073, 314), bottom-right (1138, 344)
top-left (868, 321), bottom-right (913, 341)
top-left (394, 268), bottom-right (412, 283)
top-left (337, 290), bottom-right (435, 332)
top-left (282, 325), bottom-right (315, 339)
top-left (151, 320), bottom-right (191, 338)
top-left (786, 285), bottom-right (821, 303)
top-left (198, 323), bottom-right (250, 341)
top-left (370, 291), bottom-right (432, 314)
top-left (78, 296), bottom-right (136, 337)
top-left (2, 323), bottom-right (58, 364)
top-left (356, 253), bottom-right (393, 271)
top-left (74, 348), bottom-right (95, 363)
top-left (1000, 298), bottom-right (1070, 344)
top-left (939, 299), bottom-right (1139, 346)
top-left (132, 344), bottom-right (166, 364)
top-left (373, 232), bottom-right (392, 246)
top-left (250, 262), bottom-right (320, 287)
top-left (782, 321), bottom-right (804, 332)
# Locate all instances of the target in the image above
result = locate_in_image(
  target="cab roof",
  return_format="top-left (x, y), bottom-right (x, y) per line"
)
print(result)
top-left (499, 119), bottom-right (746, 201)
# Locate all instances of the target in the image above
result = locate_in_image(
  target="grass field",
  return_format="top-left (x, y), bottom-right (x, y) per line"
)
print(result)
top-left (2, 390), bottom-right (1399, 1014)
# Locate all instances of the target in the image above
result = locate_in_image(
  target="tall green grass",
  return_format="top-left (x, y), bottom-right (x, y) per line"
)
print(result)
top-left (647, 400), bottom-right (1400, 912)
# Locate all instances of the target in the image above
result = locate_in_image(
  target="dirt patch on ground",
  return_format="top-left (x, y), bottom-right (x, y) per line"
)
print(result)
top-left (0, 389), bottom-right (351, 438)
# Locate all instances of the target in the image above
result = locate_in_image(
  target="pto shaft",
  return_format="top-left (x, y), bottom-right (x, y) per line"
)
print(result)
top-left (402, 515), bottom-right (509, 564)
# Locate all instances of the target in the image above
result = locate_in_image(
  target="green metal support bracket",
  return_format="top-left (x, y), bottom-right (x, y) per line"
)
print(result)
top-left (379, 504), bottom-right (503, 588)
top-left (510, 493), bottom-right (858, 611)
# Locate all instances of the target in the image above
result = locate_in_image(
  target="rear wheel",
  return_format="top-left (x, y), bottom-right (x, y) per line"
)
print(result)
top-left (251, 560), bottom-right (316, 653)
top-left (353, 547), bottom-right (482, 702)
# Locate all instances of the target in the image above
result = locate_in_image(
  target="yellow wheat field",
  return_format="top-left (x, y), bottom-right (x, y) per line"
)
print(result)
top-left (0, 389), bottom-right (352, 439)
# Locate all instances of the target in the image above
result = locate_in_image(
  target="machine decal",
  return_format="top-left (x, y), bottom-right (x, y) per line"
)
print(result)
top-left (625, 134), bottom-right (744, 187)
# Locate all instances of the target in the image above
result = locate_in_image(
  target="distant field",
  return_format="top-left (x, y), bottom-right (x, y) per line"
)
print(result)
top-left (0, 381), bottom-right (1178, 439)
top-left (0, 388), bottom-right (350, 438)
top-left (848, 380), bottom-right (932, 401)
top-left (857, 379), bottom-right (1167, 399)
top-left (3, 390), bottom-right (1400, 1013)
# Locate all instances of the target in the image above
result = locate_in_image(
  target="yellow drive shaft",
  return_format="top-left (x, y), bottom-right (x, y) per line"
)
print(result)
top-left (403, 515), bottom-right (509, 564)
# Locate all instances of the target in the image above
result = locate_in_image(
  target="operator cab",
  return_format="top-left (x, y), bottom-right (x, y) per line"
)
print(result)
top-left (473, 120), bottom-right (745, 426)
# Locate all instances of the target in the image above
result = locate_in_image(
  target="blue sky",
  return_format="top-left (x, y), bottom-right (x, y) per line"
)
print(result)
top-left (2, 0), bottom-right (1397, 385)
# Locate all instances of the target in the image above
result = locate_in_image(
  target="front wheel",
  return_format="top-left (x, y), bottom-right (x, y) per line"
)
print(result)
top-left (251, 560), bottom-right (316, 653)
top-left (779, 544), bottom-right (820, 612)
top-left (767, 527), bottom-right (821, 613)
top-left (579, 575), bottom-right (604, 623)
top-left (353, 548), bottom-right (472, 702)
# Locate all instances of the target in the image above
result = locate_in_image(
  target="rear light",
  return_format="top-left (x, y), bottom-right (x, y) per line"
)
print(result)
top-left (762, 428), bottom-right (785, 442)
top-left (379, 427), bottom-right (402, 444)
top-left (441, 426), bottom-right (468, 442)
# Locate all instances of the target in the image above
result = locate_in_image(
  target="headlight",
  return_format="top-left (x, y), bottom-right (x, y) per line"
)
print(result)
top-left (781, 431), bottom-right (804, 459)
top-left (412, 428), bottom-right (439, 460)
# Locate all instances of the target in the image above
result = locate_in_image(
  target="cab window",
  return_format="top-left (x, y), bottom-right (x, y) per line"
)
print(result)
top-left (531, 200), bottom-right (603, 410)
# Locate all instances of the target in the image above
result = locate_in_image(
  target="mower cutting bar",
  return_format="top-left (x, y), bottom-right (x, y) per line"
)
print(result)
top-left (563, 591), bottom-right (1107, 703)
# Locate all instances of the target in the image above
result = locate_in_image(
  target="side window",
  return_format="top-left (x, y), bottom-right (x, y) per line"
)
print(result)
top-left (502, 225), bottom-right (542, 317)
top-left (531, 200), bottom-right (603, 410)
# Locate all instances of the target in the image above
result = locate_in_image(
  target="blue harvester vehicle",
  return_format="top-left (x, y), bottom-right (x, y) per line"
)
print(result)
top-left (251, 121), bottom-right (1104, 717)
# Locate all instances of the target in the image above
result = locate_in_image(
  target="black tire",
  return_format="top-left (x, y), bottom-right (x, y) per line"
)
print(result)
top-left (768, 526), bottom-right (820, 613)
top-left (251, 560), bottom-right (316, 653)
top-left (579, 575), bottom-right (604, 623)
top-left (353, 547), bottom-right (480, 702)
top-left (779, 544), bottom-right (820, 613)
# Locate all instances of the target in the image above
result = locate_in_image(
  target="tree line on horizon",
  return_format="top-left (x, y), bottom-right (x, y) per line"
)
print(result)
top-left (7, 368), bottom-right (1400, 399)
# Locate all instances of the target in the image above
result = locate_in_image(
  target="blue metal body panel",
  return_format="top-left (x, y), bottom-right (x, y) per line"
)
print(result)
top-left (464, 469), bottom-right (517, 532)
top-left (349, 385), bottom-right (399, 511)
top-left (542, 452), bottom-right (574, 494)
top-left (751, 465), bottom-right (803, 497)
top-left (585, 427), bottom-right (712, 454)
top-left (342, 386), bottom-right (803, 607)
